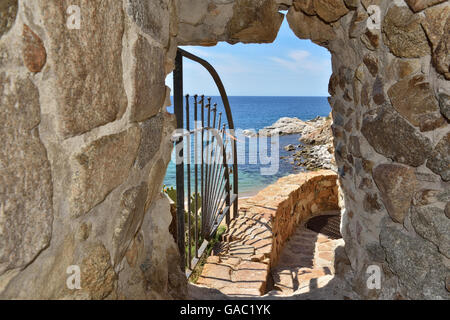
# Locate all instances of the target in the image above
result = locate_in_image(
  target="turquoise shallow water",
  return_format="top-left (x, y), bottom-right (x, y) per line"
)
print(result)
top-left (164, 96), bottom-right (331, 195)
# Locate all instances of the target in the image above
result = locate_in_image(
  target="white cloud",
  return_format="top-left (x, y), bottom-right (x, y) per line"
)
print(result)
top-left (270, 50), bottom-right (330, 73)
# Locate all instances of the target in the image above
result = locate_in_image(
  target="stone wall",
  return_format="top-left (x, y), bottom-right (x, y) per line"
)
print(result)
top-left (175, 0), bottom-right (449, 299)
top-left (180, 0), bottom-right (450, 298)
top-left (238, 171), bottom-right (340, 267)
top-left (1, 0), bottom-right (449, 300)
top-left (0, 0), bottom-right (185, 299)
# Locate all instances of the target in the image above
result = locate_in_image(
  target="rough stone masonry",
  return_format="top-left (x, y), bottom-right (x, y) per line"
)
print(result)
top-left (0, 0), bottom-right (448, 300)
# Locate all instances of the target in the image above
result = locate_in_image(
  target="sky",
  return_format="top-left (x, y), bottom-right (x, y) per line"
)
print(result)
top-left (165, 17), bottom-right (332, 97)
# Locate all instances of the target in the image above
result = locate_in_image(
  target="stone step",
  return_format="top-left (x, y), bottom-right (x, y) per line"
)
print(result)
top-left (270, 225), bottom-right (341, 296)
top-left (195, 171), bottom-right (342, 298)
top-left (196, 255), bottom-right (269, 297)
top-left (228, 242), bottom-right (255, 258)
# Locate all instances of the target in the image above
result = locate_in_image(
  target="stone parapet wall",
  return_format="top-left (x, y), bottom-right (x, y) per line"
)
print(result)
top-left (197, 170), bottom-right (339, 296)
top-left (237, 170), bottom-right (340, 267)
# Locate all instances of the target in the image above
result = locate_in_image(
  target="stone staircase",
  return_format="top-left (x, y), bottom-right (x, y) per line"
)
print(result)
top-left (195, 170), bottom-right (344, 297)
top-left (196, 209), bottom-right (273, 296)
top-left (269, 222), bottom-right (344, 295)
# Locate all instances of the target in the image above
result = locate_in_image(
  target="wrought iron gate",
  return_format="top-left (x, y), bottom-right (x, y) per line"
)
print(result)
top-left (173, 48), bottom-right (238, 277)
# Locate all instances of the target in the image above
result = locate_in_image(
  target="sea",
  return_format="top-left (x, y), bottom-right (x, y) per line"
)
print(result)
top-left (164, 96), bottom-right (331, 196)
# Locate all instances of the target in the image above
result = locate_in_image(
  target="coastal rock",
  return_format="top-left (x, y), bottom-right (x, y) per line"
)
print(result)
top-left (251, 115), bottom-right (337, 172)
top-left (284, 144), bottom-right (296, 151)
top-left (299, 117), bottom-right (333, 145)
top-left (294, 144), bottom-right (337, 171)
top-left (296, 116), bottom-right (336, 171)
top-left (251, 117), bottom-right (309, 136)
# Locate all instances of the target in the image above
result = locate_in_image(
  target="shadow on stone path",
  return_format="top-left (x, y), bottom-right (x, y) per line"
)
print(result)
top-left (190, 211), bottom-right (356, 300)
top-left (268, 215), bottom-right (344, 296)
top-left (189, 171), bottom-right (357, 300)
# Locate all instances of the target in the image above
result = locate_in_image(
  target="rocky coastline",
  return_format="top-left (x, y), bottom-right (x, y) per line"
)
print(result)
top-left (246, 116), bottom-right (337, 172)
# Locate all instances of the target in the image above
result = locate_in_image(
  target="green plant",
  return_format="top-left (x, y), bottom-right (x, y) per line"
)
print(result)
top-left (189, 225), bottom-right (228, 284)
top-left (163, 185), bottom-right (177, 205)
top-left (163, 185), bottom-right (228, 283)
top-left (163, 186), bottom-right (205, 262)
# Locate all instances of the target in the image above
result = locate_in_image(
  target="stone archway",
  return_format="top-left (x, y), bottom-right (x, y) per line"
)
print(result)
top-left (0, 0), bottom-right (448, 300)
top-left (171, 0), bottom-right (449, 300)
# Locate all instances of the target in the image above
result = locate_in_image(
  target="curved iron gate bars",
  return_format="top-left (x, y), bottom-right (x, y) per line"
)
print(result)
top-left (173, 48), bottom-right (238, 277)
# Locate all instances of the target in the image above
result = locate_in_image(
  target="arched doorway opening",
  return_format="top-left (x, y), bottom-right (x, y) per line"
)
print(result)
top-left (164, 16), bottom-right (349, 297)
top-left (167, 0), bottom-right (450, 300)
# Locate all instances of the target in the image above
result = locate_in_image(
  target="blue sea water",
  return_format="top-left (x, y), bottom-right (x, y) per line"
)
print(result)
top-left (164, 96), bottom-right (331, 195)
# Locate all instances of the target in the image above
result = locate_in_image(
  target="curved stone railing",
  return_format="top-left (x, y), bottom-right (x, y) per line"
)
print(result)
top-left (232, 170), bottom-right (340, 267)
top-left (197, 170), bottom-right (340, 296)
